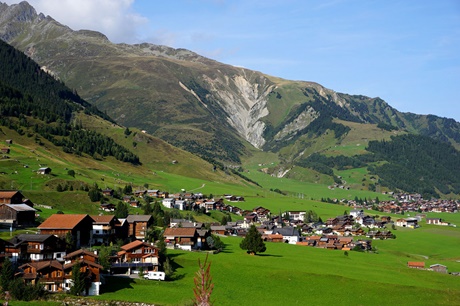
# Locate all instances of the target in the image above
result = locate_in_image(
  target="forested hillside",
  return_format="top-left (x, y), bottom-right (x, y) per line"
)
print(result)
top-left (0, 39), bottom-right (139, 164)
top-left (366, 134), bottom-right (460, 198)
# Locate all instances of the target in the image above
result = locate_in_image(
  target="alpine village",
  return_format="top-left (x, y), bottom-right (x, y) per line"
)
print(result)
top-left (0, 2), bottom-right (459, 306)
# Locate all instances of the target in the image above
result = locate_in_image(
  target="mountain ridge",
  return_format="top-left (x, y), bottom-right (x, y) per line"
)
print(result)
top-left (1, 1), bottom-right (460, 198)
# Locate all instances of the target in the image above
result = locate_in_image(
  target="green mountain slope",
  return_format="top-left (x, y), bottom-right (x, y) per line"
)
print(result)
top-left (1, 1), bottom-right (460, 198)
top-left (0, 35), bottom-right (257, 210)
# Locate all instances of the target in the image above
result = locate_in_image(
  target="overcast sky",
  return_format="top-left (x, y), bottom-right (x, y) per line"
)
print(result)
top-left (4, 0), bottom-right (460, 121)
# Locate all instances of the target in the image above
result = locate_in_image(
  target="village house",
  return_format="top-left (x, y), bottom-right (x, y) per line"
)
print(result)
top-left (396, 218), bottom-right (419, 228)
top-left (272, 227), bottom-right (300, 244)
top-left (99, 203), bottom-right (116, 212)
top-left (63, 251), bottom-right (102, 296)
top-left (350, 209), bottom-right (364, 219)
top-left (210, 225), bottom-right (227, 236)
top-left (112, 240), bottom-right (159, 275)
top-left (0, 190), bottom-right (28, 204)
top-left (288, 211), bottom-right (306, 222)
top-left (169, 219), bottom-right (203, 229)
top-left (114, 218), bottom-right (129, 241)
top-left (101, 188), bottom-right (114, 197)
top-left (129, 199), bottom-right (140, 208)
top-left (133, 190), bottom-right (147, 198)
top-left (91, 215), bottom-right (119, 245)
top-left (37, 167), bottom-right (52, 175)
top-left (37, 214), bottom-right (95, 248)
top-left (162, 198), bottom-right (175, 209)
top-left (163, 227), bottom-right (198, 251)
top-left (426, 218), bottom-right (449, 226)
top-left (126, 215), bottom-right (154, 241)
top-left (9, 234), bottom-right (66, 263)
top-left (407, 261), bottom-right (425, 269)
top-left (0, 203), bottom-right (36, 227)
top-left (430, 264), bottom-right (448, 274)
top-left (18, 260), bottom-right (65, 293)
top-left (64, 249), bottom-right (98, 264)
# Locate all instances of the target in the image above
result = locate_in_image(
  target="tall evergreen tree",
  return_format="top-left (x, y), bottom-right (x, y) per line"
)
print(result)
top-left (0, 257), bottom-right (14, 291)
top-left (70, 262), bottom-right (85, 296)
top-left (240, 225), bottom-right (266, 255)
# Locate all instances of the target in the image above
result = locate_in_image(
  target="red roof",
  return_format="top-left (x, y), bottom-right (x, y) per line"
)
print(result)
top-left (163, 227), bottom-right (196, 237)
top-left (120, 240), bottom-right (145, 251)
top-left (91, 215), bottom-right (115, 224)
top-left (407, 261), bottom-right (425, 268)
top-left (38, 214), bottom-right (93, 229)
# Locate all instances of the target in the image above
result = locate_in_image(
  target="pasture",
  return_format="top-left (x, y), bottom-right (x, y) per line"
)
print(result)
top-left (92, 229), bottom-right (460, 306)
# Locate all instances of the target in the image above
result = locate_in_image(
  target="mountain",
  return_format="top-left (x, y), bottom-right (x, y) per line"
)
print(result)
top-left (1, 1), bottom-right (460, 198)
top-left (0, 35), bottom-right (253, 201)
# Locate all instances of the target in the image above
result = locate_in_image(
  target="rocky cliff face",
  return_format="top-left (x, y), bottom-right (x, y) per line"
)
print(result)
top-left (201, 72), bottom-right (275, 148)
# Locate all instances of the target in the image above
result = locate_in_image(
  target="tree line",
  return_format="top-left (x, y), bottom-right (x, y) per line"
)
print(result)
top-left (0, 40), bottom-right (139, 165)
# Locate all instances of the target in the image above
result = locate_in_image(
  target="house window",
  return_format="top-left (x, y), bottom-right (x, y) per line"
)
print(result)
top-left (56, 253), bottom-right (61, 258)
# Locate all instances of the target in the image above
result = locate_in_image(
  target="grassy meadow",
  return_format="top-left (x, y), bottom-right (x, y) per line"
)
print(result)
top-left (89, 231), bottom-right (460, 306)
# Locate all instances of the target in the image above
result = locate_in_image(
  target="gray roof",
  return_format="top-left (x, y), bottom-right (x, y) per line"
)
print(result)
top-left (273, 227), bottom-right (300, 237)
top-left (126, 215), bottom-right (153, 223)
top-left (5, 204), bottom-right (36, 212)
top-left (10, 234), bottom-right (54, 245)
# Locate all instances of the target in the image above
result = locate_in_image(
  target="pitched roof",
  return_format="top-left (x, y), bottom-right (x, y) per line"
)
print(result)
top-left (64, 249), bottom-right (98, 259)
top-left (407, 261), bottom-right (425, 268)
top-left (5, 204), bottom-right (36, 212)
top-left (120, 240), bottom-right (145, 251)
top-left (37, 214), bottom-right (93, 229)
top-left (273, 227), bottom-right (299, 237)
top-left (64, 259), bottom-right (103, 270)
top-left (163, 227), bottom-right (197, 237)
top-left (19, 260), bottom-right (63, 271)
top-left (0, 191), bottom-right (21, 199)
top-left (126, 215), bottom-right (153, 223)
top-left (11, 234), bottom-right (55, 244)
top-left (91, 215), bottom-right (116, 224)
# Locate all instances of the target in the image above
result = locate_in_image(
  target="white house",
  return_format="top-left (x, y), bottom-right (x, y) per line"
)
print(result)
top-left (162, 198), bottom-right (175, 209)
top-left (288, 211), bottom-right (306, 222)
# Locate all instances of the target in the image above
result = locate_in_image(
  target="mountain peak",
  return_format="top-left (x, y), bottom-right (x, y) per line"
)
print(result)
top-left (0, 1), bottom-right (37, 23)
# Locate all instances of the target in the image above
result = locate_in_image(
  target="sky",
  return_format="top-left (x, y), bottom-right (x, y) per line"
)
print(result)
top-left (4, 0), bottom-right (460, 121)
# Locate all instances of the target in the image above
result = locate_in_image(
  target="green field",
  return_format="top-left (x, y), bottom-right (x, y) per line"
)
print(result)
top-left (88, 228), bottom-right (460, 306)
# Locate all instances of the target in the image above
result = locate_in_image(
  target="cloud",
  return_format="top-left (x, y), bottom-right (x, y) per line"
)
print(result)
top-left (4, 0), bottom-right (148, 43)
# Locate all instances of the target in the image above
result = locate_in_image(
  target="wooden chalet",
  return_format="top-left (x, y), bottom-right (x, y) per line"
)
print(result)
top-left (91, 215), bottom-right (119, 245)
top-left (0, 190), bottom-right (24, 204)
top-left (112, 240), bottom-right (159, 275)
top-left (9, 234), bottom-right (66, 263)
top-left (19, 260), bottom-right (65, 293)
top-left (63, 257), bottom-right (103, 295)
top-left (163, 227), bottom-right (198, 251)
top-left (126, 215), bottom-right (154, 241)
top-left (0, 203), bottom-right (36, 227)
top-left (101, 188), bottom-right (114, 197)
top-left (37, 214), bottom-right (95, 248)
top-left (64, 249), bottom-right (98, 264)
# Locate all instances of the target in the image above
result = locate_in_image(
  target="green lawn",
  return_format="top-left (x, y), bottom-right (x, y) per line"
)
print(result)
top-left (90, 232), bottom-right (460, 306)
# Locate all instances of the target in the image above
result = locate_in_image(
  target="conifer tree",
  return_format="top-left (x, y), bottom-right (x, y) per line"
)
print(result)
top-left (239, 225), bottom-right (266, 255)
